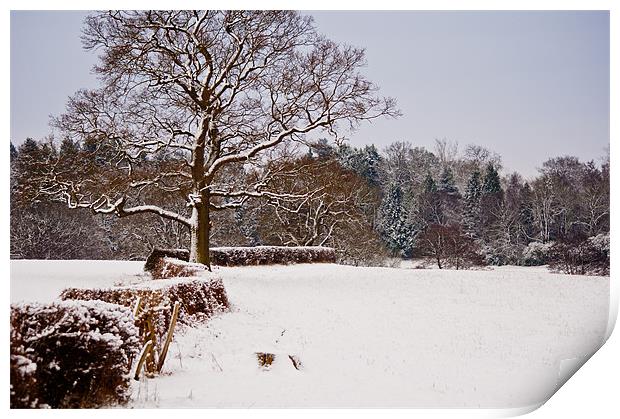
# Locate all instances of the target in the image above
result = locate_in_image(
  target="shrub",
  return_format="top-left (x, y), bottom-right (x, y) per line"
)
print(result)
top-left (522, 241), bottom-right (553, 266)
top-left (209, 246), bottom-right (336, 266)
top-left (10, 300), bottom-right (140, 408)
top-left (548, 233), bottom-right (610, 275)
top-left (60, 276), bottom-right (230, 336)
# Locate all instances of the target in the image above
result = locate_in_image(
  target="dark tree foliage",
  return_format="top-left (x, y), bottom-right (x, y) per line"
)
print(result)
top-left (482, 163), bottom-right (503, 196)
top-left (378, 183), bottom-right (416, 257)
top-left (438, 167), bottom-right (459, 196)
top-left (463, 169), bottom-right (482, 238)
top-left (337, 143), bottom-right (383, 187)
top-left (10, 142), bottom-right (17, 161)
top-left (480, 163), bottom-right (504, 239)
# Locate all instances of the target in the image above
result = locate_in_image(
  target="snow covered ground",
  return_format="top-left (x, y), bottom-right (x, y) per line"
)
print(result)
top-left (10, 260), bottom-right (610, 409)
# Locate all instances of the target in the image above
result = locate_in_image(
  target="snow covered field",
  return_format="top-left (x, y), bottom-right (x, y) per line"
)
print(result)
top-left (10, 260), bottom-right (610, 409)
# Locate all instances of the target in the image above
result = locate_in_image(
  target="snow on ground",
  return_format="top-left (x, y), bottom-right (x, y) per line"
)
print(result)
top-left (10, 260), bottom-right (610, 409)
top-left (11, 260), bottom-right (145, 303)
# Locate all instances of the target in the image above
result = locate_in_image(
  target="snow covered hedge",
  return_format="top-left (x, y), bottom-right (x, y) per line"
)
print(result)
top-left (60, 276), bottom-right (230, 336)
top-left (210, 246), bottom-right (336, 266)
top-left (150, 257), bottom-right (207, 279)
top-left (10, 300), bottom-right (140, 408)
top-left (144, 248), bottom-right (190, 273)
top-left (143, 246), bottom-right (336, 271)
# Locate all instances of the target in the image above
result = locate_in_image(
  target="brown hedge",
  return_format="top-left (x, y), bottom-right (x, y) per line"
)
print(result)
top-left (10, 300), bottom-right (140, 408)
top-left (60, 276), bottom-right (230, 337)
top-left (149, 257), bottom-right (206, 279)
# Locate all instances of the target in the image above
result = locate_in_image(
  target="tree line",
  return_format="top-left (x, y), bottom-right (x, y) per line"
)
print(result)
top-left (10, 136), bottom-right (609, 274)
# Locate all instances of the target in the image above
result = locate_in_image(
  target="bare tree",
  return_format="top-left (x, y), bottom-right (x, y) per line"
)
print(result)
top-left (433, 138), bottom-right (459, 168)
top-left (257, 156), bottom-right (379, 247)
top-left (416, 223), bottom-right (483, 269)
top-left (38, 11), bottom-right (397, 266)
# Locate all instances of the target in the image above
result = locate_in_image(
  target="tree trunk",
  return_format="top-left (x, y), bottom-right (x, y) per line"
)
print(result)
top-left (189, 117), bottom-right (210, 267)
top-left (189, 192), bottom-right (211, 268)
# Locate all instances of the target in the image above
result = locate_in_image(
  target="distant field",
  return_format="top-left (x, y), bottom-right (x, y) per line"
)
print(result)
top-left (10, 260), bottom-right (610, 409)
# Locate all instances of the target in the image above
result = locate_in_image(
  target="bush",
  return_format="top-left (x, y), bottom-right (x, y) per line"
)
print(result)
top-left (10, 300), bottom-right (140, 408)
top-left (522, 241), bottom-right (553, 266)
top-left (210, 246), bottom-right (336, 266)
top-left (548, 233), bottom-right (610, 276)
top-left (60, 276), bottom-right (230, 336)
top-left (480, 240), bottom-right (524, 266)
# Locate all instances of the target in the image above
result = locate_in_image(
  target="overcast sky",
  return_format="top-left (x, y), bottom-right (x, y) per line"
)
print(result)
top-left (10, 10), bottom-right (609, 177)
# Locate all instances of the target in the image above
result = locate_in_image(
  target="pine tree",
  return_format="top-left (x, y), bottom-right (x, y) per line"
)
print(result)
top-left (463, 169), bottom-right (482, 238)
top-left (482, 163), bottom-right (503, 197)
top-left (378, 183), bottom-right (416, 257)
top-left (338, 144), bottom-right (382, 186)
top-left (10, 143), bottom-right (17, 162)
top-left (309, 138), bottom-right (335, 160)
top-left (480, 163), bottom-right (504, 237)
top-left (360, 144), bottom-right (382, 186)
top-left (437, 167), bottom-right (459, 196)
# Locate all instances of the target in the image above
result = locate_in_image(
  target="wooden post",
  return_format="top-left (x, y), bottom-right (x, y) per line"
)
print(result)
top-left (132, 296), bottom-right (142, 317)
top-left (145, 313), bottom-right (158, 375)
top-left (133, 341), bottom-right (153, 380)
top-left (157, 301), bottom-right (181, 372)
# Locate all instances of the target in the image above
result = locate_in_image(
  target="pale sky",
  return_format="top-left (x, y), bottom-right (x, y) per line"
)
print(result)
top-left (10, 11), bottom-right (609, 177)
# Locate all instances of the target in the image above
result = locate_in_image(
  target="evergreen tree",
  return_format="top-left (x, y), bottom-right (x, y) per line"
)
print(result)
top-left (309, 138), bottom-right (335, 160)
top-left (482, 163), bottom-right (503, 197)
top-left (480, 163), bottom-right (504, 236)
top-left (437, 167), bottom-right (459, 196)
top-left (378, 183), bottom-right (416, 257)
top-left (422, 173), bottom-right (437, 193)
top-left (463, 169), bottom-right (482, 238)
top-left (337, 143), bottom-right (382, 186)
top-left (10, 142), bottom-right (18, 162)
top-left (359, 144), bottom-right (382, 186)
top-left (59, 138), bottom-right (80, 157)
top-left (15, 138), bottom-right (55, 182)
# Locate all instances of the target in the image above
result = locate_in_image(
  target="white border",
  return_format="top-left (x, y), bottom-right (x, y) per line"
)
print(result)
top-left (3, 1), bottom-right (616, 418)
